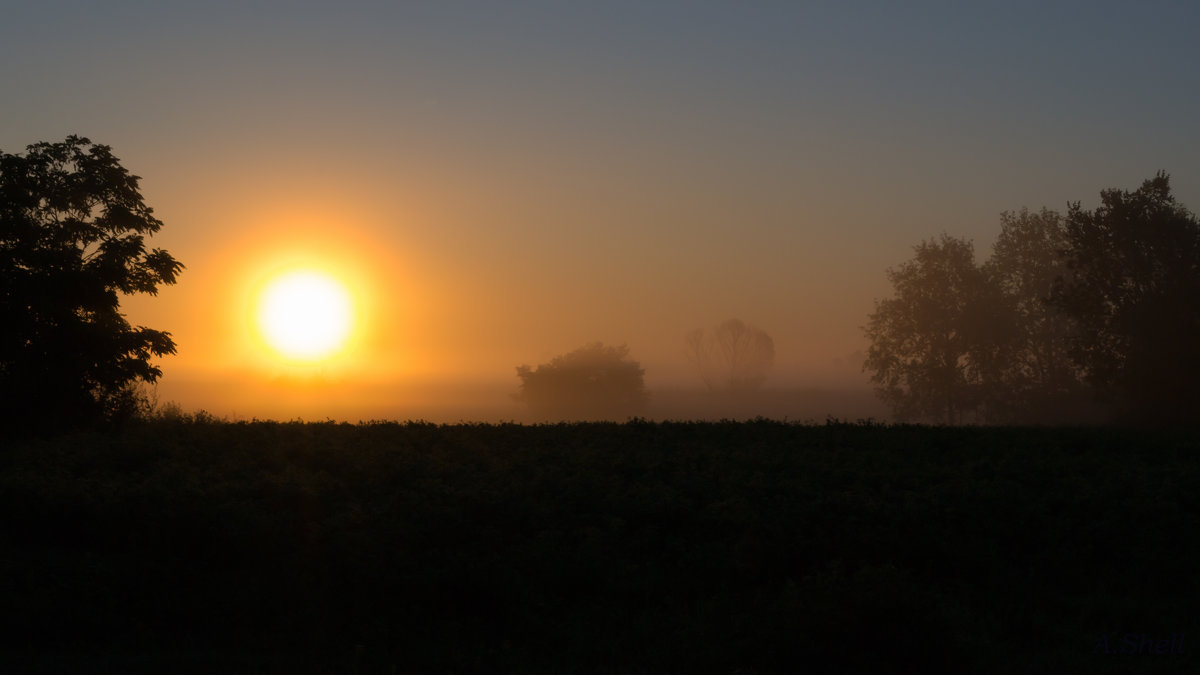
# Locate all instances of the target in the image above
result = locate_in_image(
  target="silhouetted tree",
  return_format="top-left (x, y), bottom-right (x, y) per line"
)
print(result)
top-left (684, 319), bottom-right (775, 393)
top-left (982, 208), bottom-right (1092, 422)
top-left (514, 342), bottom-right (647, 420)
top-left (863, 235), bottom-right (1014, 423)
top-left (1051, 173), bottom-right (1200, 425)
top-left (1, 136), bottom-right (183, 431)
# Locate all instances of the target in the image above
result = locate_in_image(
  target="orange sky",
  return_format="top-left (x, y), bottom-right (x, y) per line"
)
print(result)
top-left (5, 2), bottom-right (1199, 421)
top-left (119, 160), bottom-right (888, 420)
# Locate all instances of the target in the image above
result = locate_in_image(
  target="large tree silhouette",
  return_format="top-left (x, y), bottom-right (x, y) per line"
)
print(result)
top-left (982, 208), bottom-right (1091, 422)
top-left (1051, 173), bottom-right (1200, 425)
top-left (1, 136), bottom-right (183, 430)
top-left (863, 235), bottom-right (1012, 423)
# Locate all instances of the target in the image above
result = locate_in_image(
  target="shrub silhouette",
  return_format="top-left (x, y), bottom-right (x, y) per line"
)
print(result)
top-left (513, 342), bottom-right (647, 421)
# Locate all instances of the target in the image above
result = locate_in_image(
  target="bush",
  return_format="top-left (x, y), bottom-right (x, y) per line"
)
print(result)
top-left (514, 342), bottom-right (647, 421)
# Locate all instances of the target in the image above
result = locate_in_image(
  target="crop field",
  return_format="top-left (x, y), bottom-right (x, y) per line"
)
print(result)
top-left (2, 419), bottom-right (1197, 674)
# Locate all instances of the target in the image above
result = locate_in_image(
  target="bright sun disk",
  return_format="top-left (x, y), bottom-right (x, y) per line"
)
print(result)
top-left (257, 271), bottom-right (353, 360)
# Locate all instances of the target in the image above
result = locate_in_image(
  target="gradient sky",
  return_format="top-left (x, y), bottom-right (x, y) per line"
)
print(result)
top-left (4, 1), bottom-right (1199, 420)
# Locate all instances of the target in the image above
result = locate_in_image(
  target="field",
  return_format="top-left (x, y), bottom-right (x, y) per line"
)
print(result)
top-left (2, 419), bottom-right (1196, 674)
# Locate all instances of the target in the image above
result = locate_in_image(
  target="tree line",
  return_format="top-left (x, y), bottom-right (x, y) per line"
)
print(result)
top-left (864, 173), bottom-right (1200, 426)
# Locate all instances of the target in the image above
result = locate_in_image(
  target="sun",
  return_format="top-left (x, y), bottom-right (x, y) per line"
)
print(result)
top-left (257, 270), bottom-right (354, 361)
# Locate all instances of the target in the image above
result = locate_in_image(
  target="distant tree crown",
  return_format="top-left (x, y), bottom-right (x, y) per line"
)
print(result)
top-left (514, 342), bottom-right (647, 421)
top-left (684, 319), bottom-right (775, 394)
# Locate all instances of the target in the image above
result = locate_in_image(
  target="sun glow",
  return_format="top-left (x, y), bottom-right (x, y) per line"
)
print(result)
top-left (257, 271), bottom-right (354, 361)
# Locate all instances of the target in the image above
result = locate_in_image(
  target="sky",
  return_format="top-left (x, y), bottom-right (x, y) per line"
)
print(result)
top-left (3, 1), bottom-right (1199, 421)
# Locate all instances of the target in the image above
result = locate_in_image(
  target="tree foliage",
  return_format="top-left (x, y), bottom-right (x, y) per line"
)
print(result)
top-left (514, 342), bottom-right (647, 420)
top-left (863, 235), bottom-right (1008, 423)
top-left (1051, 173), bottom-right (1200, 424)
top-left (866, 174), bottom-right (1199, 426)
top-left (0, 136), bottom-right (183, 430)
top-left (684, 319), bottom-right (775, 393)
top-left (981, 208), bottom-right (1091, 421)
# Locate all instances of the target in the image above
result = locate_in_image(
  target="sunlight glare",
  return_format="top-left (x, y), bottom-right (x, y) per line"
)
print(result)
top-left (257, 271), bottom-right (353, 361)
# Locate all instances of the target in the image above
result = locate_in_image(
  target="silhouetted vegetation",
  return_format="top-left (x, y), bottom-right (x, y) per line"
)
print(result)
top-left (1051, 173), bottom-right (1200, 425)
top-left (866, 174), bottom-right (1198, 426)
top-left (864, 235), bottom-right (996, 424)
top-left (0, 136), bottom-right (183, 433)
top-left (513, 342), bottom-right (647, 420)
top-left (2, 420), bottom-right (1196, 673)
top-left (984, 208), bottom-right (1090, 421)
top-left (684, 318), bottom-right (776, 393)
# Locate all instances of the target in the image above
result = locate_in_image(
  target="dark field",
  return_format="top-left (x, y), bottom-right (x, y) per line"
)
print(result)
top-left (1, 420), bottom-right (1196, 674)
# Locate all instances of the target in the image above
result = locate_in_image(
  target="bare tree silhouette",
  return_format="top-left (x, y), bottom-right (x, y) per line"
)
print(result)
top-left (684, 319), bottom-right (775, 393)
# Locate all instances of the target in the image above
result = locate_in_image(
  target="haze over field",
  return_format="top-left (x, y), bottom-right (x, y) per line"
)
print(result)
top-left (4, 1), bottom-right (1198, 421)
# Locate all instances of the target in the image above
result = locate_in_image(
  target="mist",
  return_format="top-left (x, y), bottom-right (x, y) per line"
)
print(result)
top-left (151, 348), bottom-right (886, 424)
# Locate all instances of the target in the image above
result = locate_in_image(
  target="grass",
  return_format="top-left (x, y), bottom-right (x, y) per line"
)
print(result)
top-left (1, 418), bottom-right (1196, 673)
